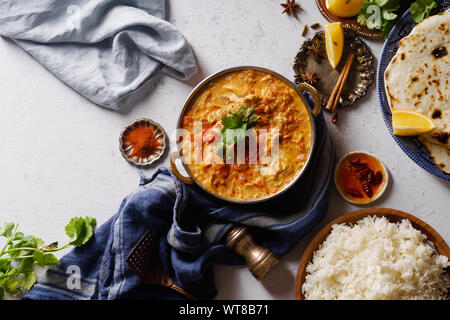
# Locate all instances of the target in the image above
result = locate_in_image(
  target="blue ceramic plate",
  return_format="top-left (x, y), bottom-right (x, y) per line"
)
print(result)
top-left (377, 0), bottom-right (450, 182)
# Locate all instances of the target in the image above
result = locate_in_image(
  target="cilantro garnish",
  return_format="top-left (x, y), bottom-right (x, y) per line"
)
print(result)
top-left (410, 0), bottom-right (437, 23)
top-left (216, 106), bottom-right (260, 160)
top-left (357, 0), bottom-right (437, 39)
top-left (0, 216), bottom-right (96, 299)
top-left (221, 106), bottom-right (259, 131)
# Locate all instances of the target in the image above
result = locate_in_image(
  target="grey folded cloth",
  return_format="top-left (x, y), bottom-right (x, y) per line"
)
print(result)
top-left (0, 0), bottom-right (197, 110)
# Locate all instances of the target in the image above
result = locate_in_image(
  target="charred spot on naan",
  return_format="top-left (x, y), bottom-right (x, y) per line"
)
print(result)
top-left (432, 109), bottom-right (442, 119)
top-left (407, 76), bottom-right (419, 89)
top-left (438, 23), bottom-right (447, 32)
top-left (432, 132), bottom-right (449, 145)
top-left (432, 46), bottom-right (448, 59)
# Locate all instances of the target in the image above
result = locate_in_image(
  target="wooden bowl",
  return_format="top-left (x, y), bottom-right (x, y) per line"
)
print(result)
top-left (295, 208), bottom-right (450, 300)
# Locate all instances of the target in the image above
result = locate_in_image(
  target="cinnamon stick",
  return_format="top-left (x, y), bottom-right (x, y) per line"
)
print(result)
top-left (325, 53), bottom-right (355, 113)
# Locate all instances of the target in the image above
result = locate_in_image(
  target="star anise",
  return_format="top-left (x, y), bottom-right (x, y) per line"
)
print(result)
top-left (281, 0), bottom-right (301, 17)
top-left (301, 71), bottom-right (320, 85)
top-left (306, 42), bottom-right (325, 63)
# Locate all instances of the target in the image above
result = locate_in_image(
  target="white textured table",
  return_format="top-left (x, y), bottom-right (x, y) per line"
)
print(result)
top-left (0, 0), bottom-right (448, 300)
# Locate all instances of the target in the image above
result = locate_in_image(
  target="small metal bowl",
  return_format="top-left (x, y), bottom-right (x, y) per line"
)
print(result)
top-left (119, 118), bottom-right (166, 167)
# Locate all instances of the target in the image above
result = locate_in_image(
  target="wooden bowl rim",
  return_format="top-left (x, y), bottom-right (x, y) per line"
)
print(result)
top-left (295, 208), bottom-right (450, 300)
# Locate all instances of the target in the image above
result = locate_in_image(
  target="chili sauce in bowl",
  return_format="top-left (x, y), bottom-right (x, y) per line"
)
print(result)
top-left (334, 151), bottom-right (388, 204)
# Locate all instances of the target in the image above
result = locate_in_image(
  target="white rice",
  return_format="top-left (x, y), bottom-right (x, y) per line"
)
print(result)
top-left (302, 216), bottom-right (450, 300)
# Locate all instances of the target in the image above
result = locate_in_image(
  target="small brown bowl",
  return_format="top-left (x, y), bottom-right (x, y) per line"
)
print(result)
top-left (315, 0), bottom-right (383, 40)
top-left (119, 118), bottom-right (166, 167)
top-left (295, 208), bottom-right (450, 300)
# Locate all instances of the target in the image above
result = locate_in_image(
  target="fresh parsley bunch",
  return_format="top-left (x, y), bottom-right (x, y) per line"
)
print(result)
top-left (0, 216), bottom-right (96, 299)
top-left (216, 106), bottom-right (260, 160)
top-left (357, 0), bottom-right (438, 38)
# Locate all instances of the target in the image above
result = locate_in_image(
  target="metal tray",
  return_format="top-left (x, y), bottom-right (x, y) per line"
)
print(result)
top-left (293, 30), bottom-right (375, 109)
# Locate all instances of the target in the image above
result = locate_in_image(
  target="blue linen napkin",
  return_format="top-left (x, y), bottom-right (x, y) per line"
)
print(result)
top-left (23, 110), bottom-right (335, 300)
top-left (0, 0), bottom-right (197, 110)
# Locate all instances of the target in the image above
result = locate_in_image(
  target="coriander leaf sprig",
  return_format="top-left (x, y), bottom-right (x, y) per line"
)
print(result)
top-left (410, 0), bottom-right (437, 23)
top-left (357, 0), bottom-right (438, 38)
top-left (0, 216), bottom-right (96, 299)
top-left (216, 106), bottom-right (260, 160)
top-left (221, 106), bottom-right (260, 132)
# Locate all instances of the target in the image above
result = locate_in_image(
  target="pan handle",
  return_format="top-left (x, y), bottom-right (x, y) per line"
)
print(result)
top-left (170, 152), bottom-right (193, 184)
top-left (297, 82), bottom-right (321, 117)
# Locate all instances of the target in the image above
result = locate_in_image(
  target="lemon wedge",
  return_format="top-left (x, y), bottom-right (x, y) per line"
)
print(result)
top-left (326, 0), bottom-right (365, 18)
top-left (324, 22), bottom-right (344, 69)
top-left (392, 109), bottom-right (437, 136)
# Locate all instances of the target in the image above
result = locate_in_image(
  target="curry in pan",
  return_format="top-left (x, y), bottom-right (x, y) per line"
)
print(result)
top-left (179, 69), bottom-right (313, 201)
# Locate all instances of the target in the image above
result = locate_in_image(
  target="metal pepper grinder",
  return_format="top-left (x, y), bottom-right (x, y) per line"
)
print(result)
top-left (226, 226), bottom-right (279, 280)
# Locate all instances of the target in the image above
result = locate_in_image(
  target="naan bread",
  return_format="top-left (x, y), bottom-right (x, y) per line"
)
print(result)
top-left (419, 136), bottom-right (450, 174)
top-left (384, 10), bottom-right (450, 174)
top-left (384, 10), bottom-right (450, 150)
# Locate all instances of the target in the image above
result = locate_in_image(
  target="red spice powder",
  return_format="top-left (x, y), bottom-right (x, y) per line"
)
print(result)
top-left (126, 126), bottom-right (160, 158)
